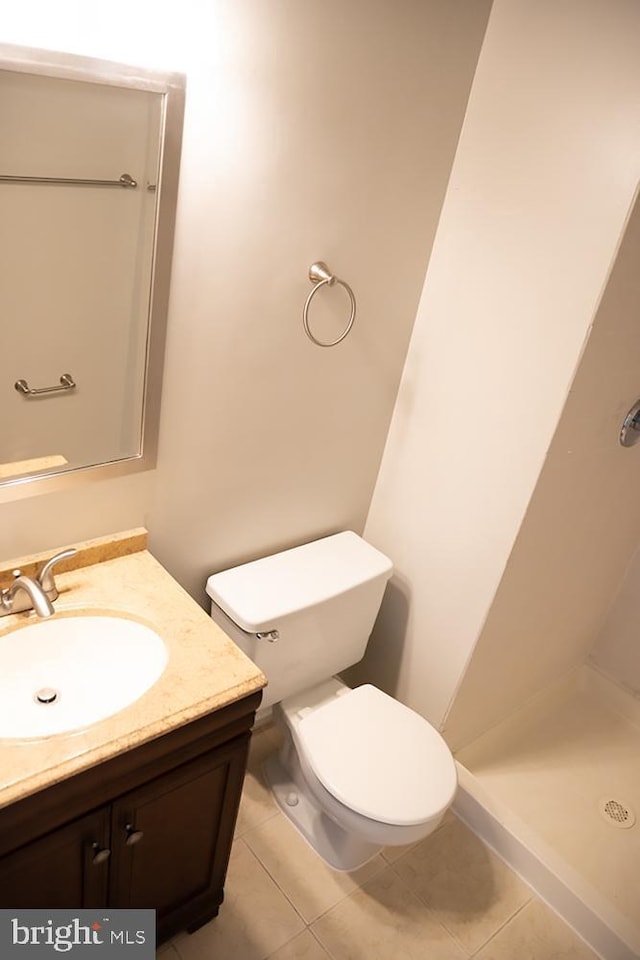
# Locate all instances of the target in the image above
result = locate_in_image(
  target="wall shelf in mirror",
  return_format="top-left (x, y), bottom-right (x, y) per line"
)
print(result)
top-left (0, 43), bottom-right (185, 502)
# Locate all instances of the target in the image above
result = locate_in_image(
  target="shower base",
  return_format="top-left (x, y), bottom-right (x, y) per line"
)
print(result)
top-left (453, 665), bottom-right (640, 960)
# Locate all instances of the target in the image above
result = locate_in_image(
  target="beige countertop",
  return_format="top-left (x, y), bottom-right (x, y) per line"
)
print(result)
top-left (0, 530), bottom-right (266, 810)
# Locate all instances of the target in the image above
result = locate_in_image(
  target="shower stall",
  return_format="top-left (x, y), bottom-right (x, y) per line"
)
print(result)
top-left (445, 189), bottom-right (640, 959)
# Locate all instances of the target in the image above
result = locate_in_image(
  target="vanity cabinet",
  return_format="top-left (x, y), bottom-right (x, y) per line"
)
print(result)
top-left (0, 691), bottom-right (261, 943)
top-left (0, 808), bottom-right (110, 909)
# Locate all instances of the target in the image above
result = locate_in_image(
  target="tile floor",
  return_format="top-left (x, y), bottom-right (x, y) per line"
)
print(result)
top-left (158, 724), bottom-right (599, 960)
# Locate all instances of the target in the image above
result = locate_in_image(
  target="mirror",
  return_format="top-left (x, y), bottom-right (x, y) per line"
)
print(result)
top-left (0, 43), bottom-right (185, 501)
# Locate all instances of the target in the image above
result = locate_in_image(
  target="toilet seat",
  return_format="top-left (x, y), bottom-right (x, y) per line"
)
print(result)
top-left (295, 684), bottom-right (457, 826)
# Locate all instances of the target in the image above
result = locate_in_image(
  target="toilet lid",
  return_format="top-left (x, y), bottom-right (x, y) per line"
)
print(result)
top-left (296, 685), bottom-right (457, 826)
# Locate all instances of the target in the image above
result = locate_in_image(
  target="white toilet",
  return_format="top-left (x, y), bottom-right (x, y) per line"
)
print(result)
top-left (206, 531), bottom-right (457, 870)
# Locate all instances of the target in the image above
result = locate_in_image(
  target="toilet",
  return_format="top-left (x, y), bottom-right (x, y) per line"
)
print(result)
top-left (206, 531), bottom-right (457, 870)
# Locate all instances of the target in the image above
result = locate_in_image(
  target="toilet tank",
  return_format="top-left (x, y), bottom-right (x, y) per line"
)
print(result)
top-left (205, 531), bottom-right (393, 708)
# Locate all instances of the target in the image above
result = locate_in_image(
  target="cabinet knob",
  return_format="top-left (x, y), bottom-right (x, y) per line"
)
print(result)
top-left (91, 843), bottom-right (111, 865)
top-left (125, 823), bottom-right (144, 846)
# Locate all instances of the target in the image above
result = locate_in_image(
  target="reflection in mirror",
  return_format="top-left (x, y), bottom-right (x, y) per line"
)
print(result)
top-left (0, 44), bottom-right (185, 500)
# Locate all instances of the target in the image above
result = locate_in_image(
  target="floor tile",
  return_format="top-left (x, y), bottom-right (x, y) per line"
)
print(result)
top-left (157, 944), bottom-right (180, 959)
top-left (174, 840), bottom-right (304, 960)
top-left (248, 722), bottom-right (283, 766)
top-left (311, 867), bottom-right (467, 960)
top-left (380, 838), bottom-right (422, 864)
top-left (381, 810), bottom-right (458, 863)
top-left (474, 898), bottom-right (600, 959)
top-left (244, 812), bottom-right (386, 922)
top-left (393, 817), bottom-right (531, 953)
top-left (266, 930), bottom-right (332, 959)
top-left (235, 725), bottom-right (283, 837)
top-left (235, 767), bottom-right (280, 837)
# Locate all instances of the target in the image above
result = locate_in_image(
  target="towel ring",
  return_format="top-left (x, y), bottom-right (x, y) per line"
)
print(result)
top-left (303, 261), bottom-right (356, 347)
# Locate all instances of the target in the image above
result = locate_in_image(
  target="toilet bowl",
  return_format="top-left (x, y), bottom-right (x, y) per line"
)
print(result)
top-left (205, 530), bottom-right (458, 870)
top-left (263, 677), bottom-right (457, 870)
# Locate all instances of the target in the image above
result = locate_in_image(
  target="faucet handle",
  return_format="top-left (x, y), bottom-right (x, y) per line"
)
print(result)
top-left (36, 548), bottom-right (78, 598)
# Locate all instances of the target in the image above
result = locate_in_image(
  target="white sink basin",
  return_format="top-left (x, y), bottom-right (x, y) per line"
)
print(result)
top-left (0, 614), bottom-right (168, 740)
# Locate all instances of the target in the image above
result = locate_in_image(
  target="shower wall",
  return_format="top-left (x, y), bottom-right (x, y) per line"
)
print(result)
top-left (590, 547), bottom-right (640, 695)
top-left (444, 184), bottom-right (640, 748)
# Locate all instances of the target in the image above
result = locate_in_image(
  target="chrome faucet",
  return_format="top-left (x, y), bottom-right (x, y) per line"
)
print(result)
top-left (0, 547), bottom-right (77, 618)
top-left (35, 548), bottom-right (77, 601)
top-left (1, 575), bottom-right (54, 618)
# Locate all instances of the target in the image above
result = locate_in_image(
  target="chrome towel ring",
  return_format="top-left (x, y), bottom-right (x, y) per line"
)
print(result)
top-left (303, 261), bottom-right (356, 347)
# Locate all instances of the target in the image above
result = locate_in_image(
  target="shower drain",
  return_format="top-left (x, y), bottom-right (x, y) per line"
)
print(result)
top-left (597, 797), bottom-right (636, 829)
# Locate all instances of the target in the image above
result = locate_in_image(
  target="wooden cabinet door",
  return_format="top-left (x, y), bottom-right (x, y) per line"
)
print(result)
top-left (109, 733), bottom-right (249, 940)
top-left (0, 807), bottom-right (110, 909)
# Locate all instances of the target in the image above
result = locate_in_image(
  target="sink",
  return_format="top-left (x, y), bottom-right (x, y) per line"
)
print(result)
top-left (0, 614), bottom-right (168, 740)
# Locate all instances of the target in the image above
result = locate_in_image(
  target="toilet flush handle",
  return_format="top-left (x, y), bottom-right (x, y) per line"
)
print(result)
top-left (256, 630), bottom-right (279, 643)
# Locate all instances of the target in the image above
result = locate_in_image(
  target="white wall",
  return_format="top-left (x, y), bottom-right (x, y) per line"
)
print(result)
top-left (0, 0), bottom-right (490, 596)
top-left (354, 0), bottom-right (640, 730)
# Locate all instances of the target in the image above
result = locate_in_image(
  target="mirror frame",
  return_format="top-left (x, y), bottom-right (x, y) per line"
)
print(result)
top-left (0, 43), bottom-right (185, 502)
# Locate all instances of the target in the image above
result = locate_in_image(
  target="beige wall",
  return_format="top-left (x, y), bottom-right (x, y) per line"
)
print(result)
top-left (0, 1), bottom-right (490, 598)
top-left (354, 0), bottom-right (640, 731)
top-left (445, 185), bottom-right (640, 747)
top-left (590, 553), bottom-right (640, 695)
